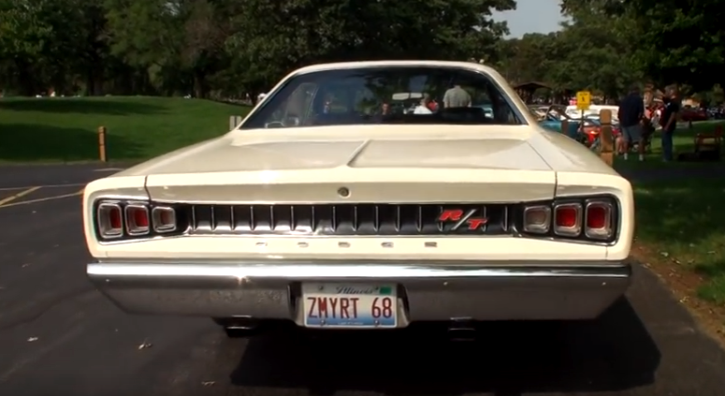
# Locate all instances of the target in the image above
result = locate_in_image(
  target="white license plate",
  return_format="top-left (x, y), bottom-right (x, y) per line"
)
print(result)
top-left (302, 283), bottom-right (397, 328)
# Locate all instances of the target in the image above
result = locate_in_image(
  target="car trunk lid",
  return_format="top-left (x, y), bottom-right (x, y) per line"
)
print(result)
top-left (143, 126), bottom-right (556, 203)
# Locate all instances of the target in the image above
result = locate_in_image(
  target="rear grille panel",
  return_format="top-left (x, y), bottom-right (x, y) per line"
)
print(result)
top-left (184, 204), bottom-right (513, 236)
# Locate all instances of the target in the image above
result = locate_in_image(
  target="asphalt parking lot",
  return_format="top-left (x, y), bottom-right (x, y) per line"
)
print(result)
top-left (1, 164), bottom-right (725, 396)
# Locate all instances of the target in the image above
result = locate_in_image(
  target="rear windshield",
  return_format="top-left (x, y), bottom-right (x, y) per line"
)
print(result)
top-left (240, 66), bottom-right (523, 130)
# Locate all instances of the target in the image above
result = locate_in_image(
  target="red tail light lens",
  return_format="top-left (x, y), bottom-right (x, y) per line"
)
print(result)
top-left (97, 203), bottom-right (123, 238)
top-left (125, 204), bottom-right (150, 235)
top-left (152, 206), bottom-right (177, 233)
top-left (554, 203), bottom-right (582, 236)
top-left (585, 202), bottom-right (613, 239)
top-left (523, 205), bottom-right (551, 234)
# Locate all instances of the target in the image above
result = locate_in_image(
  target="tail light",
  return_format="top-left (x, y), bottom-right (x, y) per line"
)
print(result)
top-left (97, 203), bottom-right (123, 239)
top-left (554, 203), bottom-right (582, 236)
top-left (94, 200), bottom-right (179, 240)
top-left (125, 204), bottom-right (150, 235)
top-left (152, 206), bottom-right (177, 233)
top-left (585, 201), bottom-right (614, 240)
top-left (522, 197), bottom-right (617, 242)
top-left (523, 205), bottom-right (551, 234)
top-left (582, 126), bottom-right (599, 135)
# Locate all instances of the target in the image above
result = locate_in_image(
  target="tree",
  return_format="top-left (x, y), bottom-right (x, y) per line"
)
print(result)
top-left (1, 0), bottom-right (517, 97)
top-left (561, 0), bottom-right (725, 91)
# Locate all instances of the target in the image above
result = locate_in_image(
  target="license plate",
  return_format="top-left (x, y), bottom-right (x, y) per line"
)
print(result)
top-left (302, 283), bottom-right (397, 328)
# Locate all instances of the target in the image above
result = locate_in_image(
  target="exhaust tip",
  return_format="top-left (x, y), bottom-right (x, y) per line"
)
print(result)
top-left (448, 318), bottom-right (477, 341)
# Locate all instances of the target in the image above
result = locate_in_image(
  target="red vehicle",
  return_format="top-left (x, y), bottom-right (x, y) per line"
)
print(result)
top-left (579, 120), bottom-right (620, 148)
top-left (681, 106), bottom-right (709, 122)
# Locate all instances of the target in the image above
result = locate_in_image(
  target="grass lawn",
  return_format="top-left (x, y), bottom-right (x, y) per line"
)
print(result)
top-left (0, 97), bottom-right (250, 162)
top-left (633, 178), bottom-right (725, 305)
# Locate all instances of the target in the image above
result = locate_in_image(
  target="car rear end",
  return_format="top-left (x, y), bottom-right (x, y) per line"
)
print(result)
top-left (84, 163), bottom-right (633, 331)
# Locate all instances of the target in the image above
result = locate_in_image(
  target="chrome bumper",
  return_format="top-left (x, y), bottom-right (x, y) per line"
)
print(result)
top-left (87, 259), bottom-right (631, 325)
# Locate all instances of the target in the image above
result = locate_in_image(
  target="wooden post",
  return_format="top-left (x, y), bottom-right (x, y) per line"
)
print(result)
top-left (561, 119), bottom-right (569, 138)
top-left (599, 110), bottom-right (613, 166)
top-left (98, 126), bottom-right (107, 162)
top-left (229, 115), bottom-right (243, 130)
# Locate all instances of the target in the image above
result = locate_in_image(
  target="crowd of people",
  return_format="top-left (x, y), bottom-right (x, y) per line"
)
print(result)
top-left (616, 85), bottom-right (680, 162)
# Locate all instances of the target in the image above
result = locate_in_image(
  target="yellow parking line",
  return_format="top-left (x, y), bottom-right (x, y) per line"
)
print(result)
top-left (0, 183), bottom-right (85, 191)
top-left (0, 186), bottom-right (41, 207)
top-left (0, 190), bottom-right (83, 209)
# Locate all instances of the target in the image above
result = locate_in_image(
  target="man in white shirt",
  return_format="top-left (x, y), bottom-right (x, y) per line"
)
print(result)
top-left (413, 93), bottom-right (434, 114)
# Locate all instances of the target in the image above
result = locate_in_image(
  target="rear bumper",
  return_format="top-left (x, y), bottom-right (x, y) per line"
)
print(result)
top-left (87, 259), bottom-right (631, 325)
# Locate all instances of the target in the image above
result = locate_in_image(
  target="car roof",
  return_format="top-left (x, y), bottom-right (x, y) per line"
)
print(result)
top-left (292, 60), bottom-right (497, 75)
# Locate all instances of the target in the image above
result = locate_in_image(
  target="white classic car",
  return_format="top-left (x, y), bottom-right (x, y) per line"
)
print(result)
top-left (84, 60), bottom-right (634, 336)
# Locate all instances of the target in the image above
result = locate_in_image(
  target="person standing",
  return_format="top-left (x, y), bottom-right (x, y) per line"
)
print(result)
top-left (617, 85), bottom-right (645, 161)
top-left (660, 86), bottom-right (680, 161)
top-left (443, 83), bottom-right (472, 108)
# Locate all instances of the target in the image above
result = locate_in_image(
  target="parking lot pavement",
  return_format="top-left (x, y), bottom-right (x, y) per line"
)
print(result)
top-left (1, 166), bottom-right (725, 396)
top-left (0, 162), bottom-right (128, 189)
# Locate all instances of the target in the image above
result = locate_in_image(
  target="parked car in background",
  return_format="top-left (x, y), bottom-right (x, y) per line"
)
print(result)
top-left (566, 105), bottom-right (619, 125)
top-left (681, 106), bottom-right (709, 122)
top-left (538, 105), bottom-right (581, 138)
top-left (84, 61), bottom-right (634, 337)
top-left (707, 107), bottom-right (725, 119)
top-left (539, 105), bottom-right (620, 149)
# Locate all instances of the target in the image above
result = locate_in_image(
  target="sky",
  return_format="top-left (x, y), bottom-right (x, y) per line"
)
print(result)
top-left (492, 0), bottom-right (567, 38)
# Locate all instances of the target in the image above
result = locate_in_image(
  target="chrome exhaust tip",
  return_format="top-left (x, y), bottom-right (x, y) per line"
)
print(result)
top-left (213, 316), bottom-right (259, 330)
top-left (448, 318), bottom-right (476, 341)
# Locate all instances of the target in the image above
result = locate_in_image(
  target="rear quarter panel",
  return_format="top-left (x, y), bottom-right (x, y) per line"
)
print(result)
top-left (526, 126), bottom-right (634, 261)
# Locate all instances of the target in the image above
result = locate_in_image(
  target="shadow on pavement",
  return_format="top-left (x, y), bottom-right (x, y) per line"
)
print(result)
top-left (230, 298), bottom-right (659, 395)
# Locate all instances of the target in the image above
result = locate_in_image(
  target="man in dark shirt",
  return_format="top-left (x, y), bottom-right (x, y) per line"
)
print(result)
top-left (617, 85), bottom-right (645, 161)
top-left (660, 87), bottom-right (680, 161)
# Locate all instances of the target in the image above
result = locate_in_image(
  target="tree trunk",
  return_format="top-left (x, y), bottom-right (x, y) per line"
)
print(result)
top-left (16, 59), bottom-right (36, 96)
top-left (193, 70), bottom-right (206, 98)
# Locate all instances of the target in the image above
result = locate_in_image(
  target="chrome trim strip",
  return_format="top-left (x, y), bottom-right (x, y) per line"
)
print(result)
top-left (93, 233), bottom-right (617, 248)
top-left (88, 260), bottom-right (630, 279)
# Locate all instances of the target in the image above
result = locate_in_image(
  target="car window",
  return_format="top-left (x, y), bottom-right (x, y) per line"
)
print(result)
top-left (241, 66), bottom-right (524, 130)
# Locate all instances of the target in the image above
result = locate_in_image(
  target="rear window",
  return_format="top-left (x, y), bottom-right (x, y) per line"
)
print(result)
top-left (240, 66), bottom-right (523, 130)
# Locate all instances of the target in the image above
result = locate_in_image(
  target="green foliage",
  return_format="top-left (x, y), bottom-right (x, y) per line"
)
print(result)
top-left (0, 0), bottom-right (515, 98)
top-left (3, 0), bottom-right (724, 100)
top-left (497, 1), bottom-right (643, 100)
top-left (561, 0), bottom-right (725, 92)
